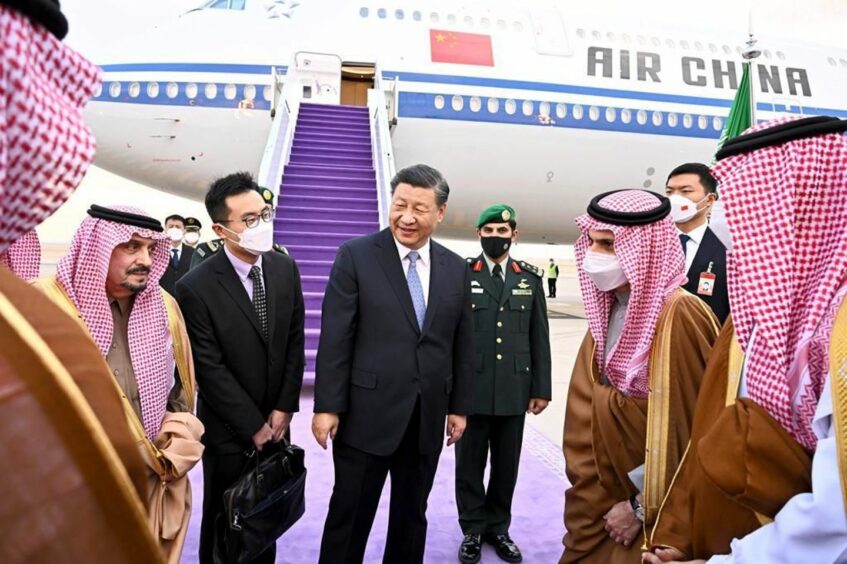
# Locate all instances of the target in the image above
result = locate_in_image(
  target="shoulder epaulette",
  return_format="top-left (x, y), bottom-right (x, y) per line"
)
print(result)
top-left (273, 243), bottom-right (289, 255)
top-left (196, 247), bottom-right (206, 257)
top-left (519, 261), bottom-right (542, 277)
top-left (208, 240), bottom-right (219, 252)
top-left (470, 259), bottom-right (484, 272)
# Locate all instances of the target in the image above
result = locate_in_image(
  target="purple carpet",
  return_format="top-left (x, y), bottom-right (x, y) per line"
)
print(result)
top-left (179, 387), bottom-right (568, 563)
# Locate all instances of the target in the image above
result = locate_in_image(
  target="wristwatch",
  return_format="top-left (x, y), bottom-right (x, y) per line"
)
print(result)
top-left (629, 494), bottom-right (645, 522)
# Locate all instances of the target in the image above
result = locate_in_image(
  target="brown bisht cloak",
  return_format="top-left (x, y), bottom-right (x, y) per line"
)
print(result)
top-left (561, 289), bottom-right (719, 563)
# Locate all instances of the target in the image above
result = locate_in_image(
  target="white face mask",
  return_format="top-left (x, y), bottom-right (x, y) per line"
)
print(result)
top-left (167, 227), bottom-right (184, 243)
top-left (184, 231), bottom-right (200, 246)
top-left (222, 221), bottom-right (274, 255)
top-left (668, 194), bottom-right (710, 224)
top-left (582, 250), bottom-right (628, 292)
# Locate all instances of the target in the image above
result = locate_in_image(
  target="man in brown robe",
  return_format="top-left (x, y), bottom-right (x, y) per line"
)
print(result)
top-left (0, 1), bottom-right (164, 561)
top-left (645, 117), bottom-right (847, 563)
top-left (561, 189), bottom-right (719, 563)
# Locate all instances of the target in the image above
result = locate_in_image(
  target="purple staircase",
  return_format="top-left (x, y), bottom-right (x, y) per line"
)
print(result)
top-left (275, 103), bottom-right (380, 379)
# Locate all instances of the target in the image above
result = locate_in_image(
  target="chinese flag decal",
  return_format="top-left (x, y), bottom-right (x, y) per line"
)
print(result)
top-left (430, 29), bottom-right (494, 66)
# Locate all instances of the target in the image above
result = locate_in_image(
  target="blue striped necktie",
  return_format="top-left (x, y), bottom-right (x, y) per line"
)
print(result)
top-left (407, 251), bottom-right (426, 330)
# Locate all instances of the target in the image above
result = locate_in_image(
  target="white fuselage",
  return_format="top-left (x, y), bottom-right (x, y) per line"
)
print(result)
top-left (85, 0), bottom-right (847, 242)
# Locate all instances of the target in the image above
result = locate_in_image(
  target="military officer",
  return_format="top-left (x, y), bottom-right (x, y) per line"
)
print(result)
top-left (456, 204), bottom-right (552, 564)
top-left (183, 216), bottom-right (202, 248)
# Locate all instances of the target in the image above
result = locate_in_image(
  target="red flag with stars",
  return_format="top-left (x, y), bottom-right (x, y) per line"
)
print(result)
top-left (429, 29), bottom-right (494, 66)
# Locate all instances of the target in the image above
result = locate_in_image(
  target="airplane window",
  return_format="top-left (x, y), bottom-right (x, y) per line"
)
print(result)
top-left (224, 84), bottom-right (237, 100)
top-left (592, 30), bottom-right (601, 40)
top-left (166, 82), bottom-right (178, 98)
top-left (573, 104), bottom-right (584, 120)
top-left (698, 116), bottom-right (708, 130)
top-left (735, 45), bottom-right (742, 54)
top-left (243, 84), bottom-right (256, 100)
top-left (128, 82), bottom-right (140, 98)
top-left (665, 38), bottom-right (675, 49)
top-left (827, 57), bottom-right (837, 67)
top-left (623, 34), bottom-right (632, 44)
top-left (589, 106), bottom-right (599, 121)
top-left (93, 83), bottom-right (102, 97)
top-left (496, 20), bottom-right (506, 31)
top-left (447, 14), bottom-right (456, 24)
top-left (605, 107), bottom-right (616, 122)
top-left (683, 114), bottom-right (693, 128)
top-left (109, 82), bottom-right (121, 98)
top-left (413, 11), bottom-right (421, 21)
top-left (359, 7), bottom-right (368, 18)
top-left (185, 82), bottom-right (198, 99)
top-left (205, 83), bottom-right (218, 99)
top-left (651, 37), bottom-right (660, 47)
top-left (434, 95), bottom-right (445, 110)
top-left (464, 16), bottom-right (473, 27)
top-left (263, 85), bottom-right (272, 101)
top-left (539, 101), bottom-right (551, 117)
top-left (452, 95), bottom-right (464, 111)
top-left (709, 43), bottom-right (718, 53)
top-left (480, 17), bottom-right (490, 29)
top-left (652, 111), bottom-right (663, 126)
top-left (487, 98), bottom-right (500, 113)
top-left (680, 40), bottom-right (690, 50)
top-left (777, 51), bottom-right (786, 60)
top-left (395, 9), bottom-right (404, 20)
top-left (636, 35), bottom-right (646, 45)
top-left (576, 29), bottom-right (586, 38)
top-left (841, 59), bottom-right (847, 68)
top-left (694, 41), bottom-right (704, 51)
top-left (620, 108), bottom-right (631, 123)
top-left (723, 45), bottom-right (732, 54)
top-left (636, 109), bottom-right (647, 125)
top-left (505, 99), bottom-right (516, 115)
top-left (512, 21), bottom-right (523, 32)
top-left (470, 96), bottom-right (482, 112)
top-left (377, 8), bottom-right (386, 19)
top-left (606, 32), bottom-right (616, 42)
top-left (430, 12), bottom-right (439, 23)
top-left (147, 82), bottom-right (159, 98)
top-left (713, 117), bottom-right (723, 130)
top-left (555, 103), bottom-right (567, 119)
top-left (205, 0), bottom-right (245, 9)
top-left (668, 112), bottom-right (678, 127)
top-left (522, 100), bottom-right (534, 116)
top-left (764, 50), bottom-right (772, 59)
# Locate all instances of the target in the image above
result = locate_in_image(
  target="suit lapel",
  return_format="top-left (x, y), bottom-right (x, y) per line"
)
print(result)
top-left (500, 259), bottom-right (520, 306)
top-left (475, 255), bottom-right (501, 301)
top-left (263, 253), bottom-right (278, 344)
top-left (421, 243), bottom-right (445, 336)
top-left (214, 251), bottom-right (264, 340)
top-left (687, 228), bottom-right (718, 279)
top-left (375, 229), bottom-right (420, 334)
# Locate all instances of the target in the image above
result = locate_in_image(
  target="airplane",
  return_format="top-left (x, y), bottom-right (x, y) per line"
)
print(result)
top-left (84, 0), bottom-right (847, 243)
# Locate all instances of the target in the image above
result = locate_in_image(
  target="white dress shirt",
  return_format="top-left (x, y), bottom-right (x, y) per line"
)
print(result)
top-left (483, 254), bottom-right (507, 281)
top-left (395, 237), bottom-right (431, 306)
top-left (678, 222), bottom-right (708, 274)
top-left (170, 242), bottom-right (184, 263)
top-left (224, 244), bottom-right (263, 301)
top-left (708, 328), bottom-right (847, 563)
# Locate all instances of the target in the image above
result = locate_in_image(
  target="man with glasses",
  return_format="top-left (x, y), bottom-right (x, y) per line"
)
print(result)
top-left (175, 171), bottom-right (306, 564)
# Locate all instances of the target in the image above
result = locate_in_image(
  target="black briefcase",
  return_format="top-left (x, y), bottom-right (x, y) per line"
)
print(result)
top-left (213, 440), bottom-right (307, 564)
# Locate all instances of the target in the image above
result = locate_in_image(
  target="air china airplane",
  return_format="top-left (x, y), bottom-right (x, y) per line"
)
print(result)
top-left (85, 0), bottom-right (847, 243)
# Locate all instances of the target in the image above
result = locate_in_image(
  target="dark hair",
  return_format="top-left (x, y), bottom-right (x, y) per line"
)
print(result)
top-left (666, 163), bottom-right (718, 194)
top-left (205, 171), bottom-right (260, 223)
top-left (164, 214), bottom-right (185, 227)
top-left (390, 164), bottom-right (450, 206)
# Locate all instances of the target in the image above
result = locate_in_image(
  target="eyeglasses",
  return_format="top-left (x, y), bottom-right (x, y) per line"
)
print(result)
top-left (219, 207), bottom-right (275, 229)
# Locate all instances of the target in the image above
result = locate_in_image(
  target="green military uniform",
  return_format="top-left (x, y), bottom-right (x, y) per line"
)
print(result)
top-left (456, 205), bottom-right (553, 544)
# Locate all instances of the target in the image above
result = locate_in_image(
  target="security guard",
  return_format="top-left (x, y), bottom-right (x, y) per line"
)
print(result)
top-left (189, 187), bottom-right (288, 269)
top-left (456, 204), bottom-right (552, 564)
top-left (183, 216), bottom-right (202, 248)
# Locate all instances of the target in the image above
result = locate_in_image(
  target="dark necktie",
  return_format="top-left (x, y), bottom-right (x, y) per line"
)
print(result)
top-left (249, 266), bottom-right (268, 340)
top-left (492, 263), bottom-right (504, 298)
top-left (679, 233), bottom-right (691, 256)
top-left (171, 249), bottom-right (179, 268)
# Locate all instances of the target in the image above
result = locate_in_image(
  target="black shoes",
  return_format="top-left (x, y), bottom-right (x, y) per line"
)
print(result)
top-left (483, 533), bottom-right (522, 563)
top-left (459, 533), bottom-right (482, 563)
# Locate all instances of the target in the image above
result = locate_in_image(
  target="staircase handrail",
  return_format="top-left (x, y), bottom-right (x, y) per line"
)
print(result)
top-left (257, 73), bottom-right (301, 199)
top-left (369, 86), bottom-right (396, 229)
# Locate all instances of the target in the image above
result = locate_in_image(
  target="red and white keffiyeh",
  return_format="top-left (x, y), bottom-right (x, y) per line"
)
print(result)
top-left (56, 206), bottom-right (173, 439)
top-left (0, 229), bottom-right (40, 280)
top-left (713, 117), bottom-right (847, 451)
top-left (0, 7), bottom-right (100, 253)
top-left (575, 190), bottom-right (687, 398)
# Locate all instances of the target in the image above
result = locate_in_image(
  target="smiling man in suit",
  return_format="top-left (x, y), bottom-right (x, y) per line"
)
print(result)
top-left (175, 172), bottom-right (305, 564)
top-left (313, 164), bottom-right (475, 564)
top-left (665, 163), bottom-right (729, 324)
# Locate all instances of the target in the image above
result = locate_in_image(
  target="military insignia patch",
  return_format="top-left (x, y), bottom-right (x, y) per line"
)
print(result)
top-left (517, 279), bottom-right (530, 289)
top-left (501, 209), bottom-right (511, 221)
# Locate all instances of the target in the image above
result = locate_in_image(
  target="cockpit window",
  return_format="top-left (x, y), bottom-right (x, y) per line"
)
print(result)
top-left (204, 0), bottom-right (246, 9)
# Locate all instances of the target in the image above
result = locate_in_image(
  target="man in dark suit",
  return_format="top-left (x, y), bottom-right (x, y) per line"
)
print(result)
top-left (456, 205), bottom-right (552, 564)
top-left (175, 172), bottom-right (305, 564)
top-left (159, 214), bottom-right (195, 295)
top-left (313, 164), bottom-right (475, 564)
top-left (665, 163), bottom-right (729, 324)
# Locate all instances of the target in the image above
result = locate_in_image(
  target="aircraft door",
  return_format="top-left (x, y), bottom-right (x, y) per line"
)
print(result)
top-left (340, 62), bottom-right (376, 106)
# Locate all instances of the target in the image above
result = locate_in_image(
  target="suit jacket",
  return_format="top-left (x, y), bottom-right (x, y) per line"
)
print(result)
top-left (175, 248), bottom-right (305, 454)
top-left (314, 228), bottom-right (475, 456)
top-left (682, 227), bottom-right (729, 324)
top-left (160, 245), bottom-right (194, 296)
top-left (468, 255), bottom-right (552, 415)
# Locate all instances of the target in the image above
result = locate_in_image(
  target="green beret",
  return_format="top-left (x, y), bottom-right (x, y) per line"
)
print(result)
top-left (476, 204), bottom-right (516, 228)
top-left (184, 216), bottom-right (202, 230)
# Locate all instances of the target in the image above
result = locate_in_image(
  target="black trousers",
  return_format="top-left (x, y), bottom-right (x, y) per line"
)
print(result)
top-left (547, 278), bottom-right (557, 298)
top-left (319, 401), bottom-right (441, 564)
top-left (455, 414), bottom-right (526, 535)
top-left (199, 450), bottom-right (276, 564)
